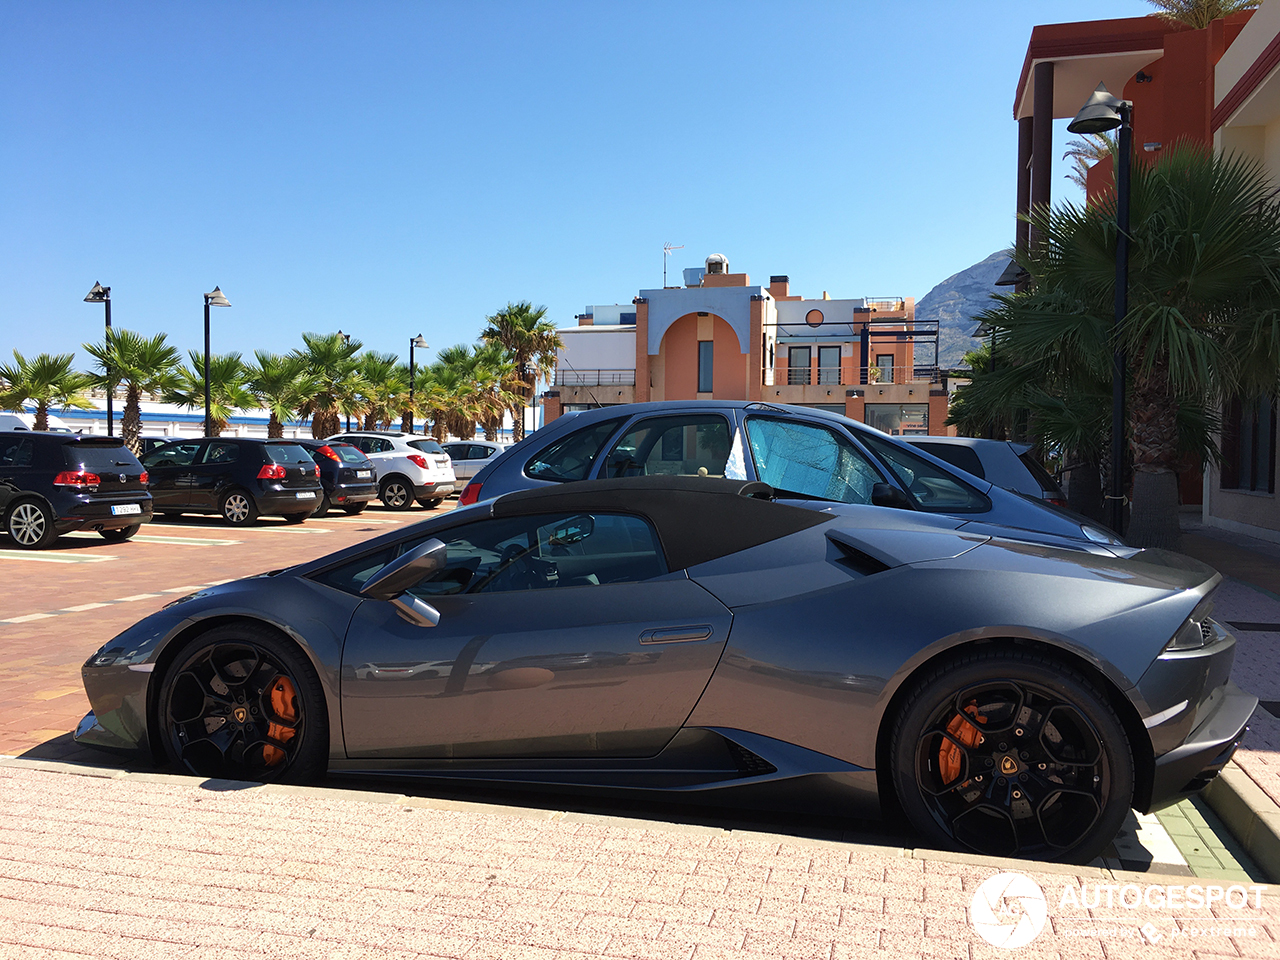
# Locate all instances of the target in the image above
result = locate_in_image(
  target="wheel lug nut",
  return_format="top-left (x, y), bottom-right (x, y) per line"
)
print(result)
top-left (1020, 751), bottom-right (1029, 760)
top-left (997, 777), bottom-right (1007, 786)
top-left (1019, 774), bottom-right (1027, 782)
top-left (998, 742), bottom-right (1008, 751)
top-left (985, 758), bottom-right (994, 766)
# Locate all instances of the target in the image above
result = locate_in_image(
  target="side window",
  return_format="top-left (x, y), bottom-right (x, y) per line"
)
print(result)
top-left (744, 417), bottom-right (883, 503)
top-left (0, 439), bottom-right (33, 468)
top-left (372, 438), bottom-right (394, 454)
top-left (468, 445), bottom-right (491, 460)
top-left (603, 415), bottom-right (733, 479)
top-left (312, 512), bottom-right (667, 598)
top-left (859, 434), bottom-right (991, 513)
top-left (525, 418), bottom-right (626, 482)
top-left (909, 442), bottom-right (985, 480)
top-left (144, 442), bottom-right (202, 468)
top-left (202, 442), bottom-right (240, 464)
top-left (441, 444), bottom-right (464, 459)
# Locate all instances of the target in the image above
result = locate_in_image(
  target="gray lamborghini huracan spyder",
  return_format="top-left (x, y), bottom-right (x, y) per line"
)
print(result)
top-left (76, 477), bottom-right (1255, 863)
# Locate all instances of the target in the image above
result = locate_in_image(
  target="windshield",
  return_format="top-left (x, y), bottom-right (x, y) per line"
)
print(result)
top-left (266, 443), bottom-right (314, 464)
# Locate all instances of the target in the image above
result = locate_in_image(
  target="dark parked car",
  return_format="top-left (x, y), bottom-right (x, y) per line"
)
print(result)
top-left (291, 439), bottom-right (379, 517)
top-left (141, 437), bottom-right (323, 526)
top-left (460, 402), bottom-right (1125, 553)
top-left (76, 476), bottom-right (1252, 863)
top-left (0, 431), bottom-right (152, 548)
top-left (902, 436), bottom-right (1068, 507)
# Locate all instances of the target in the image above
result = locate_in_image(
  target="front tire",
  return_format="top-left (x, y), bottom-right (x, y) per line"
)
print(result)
top-left (889, 648), bottom-right (1132, 863)
top-left (6, 500), bottom-right (57, 549)
top-left (157, 623), bottom-right (328, 783)
top-left (380, 476), bottom-right (413, 511)
top-left (100, 523), bottom-right (142, 542)
top-left (219, 490), bottom-right (259, 526)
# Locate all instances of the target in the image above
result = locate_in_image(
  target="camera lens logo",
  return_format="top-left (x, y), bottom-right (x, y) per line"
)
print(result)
top-left (970, 872), bottom-right (1048, 949)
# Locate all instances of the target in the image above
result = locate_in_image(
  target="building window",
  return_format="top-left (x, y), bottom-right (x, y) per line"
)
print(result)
top-left (698, 341), bottom-right (714, 393)
top-left (876, 353), bottom-right (895, 384)
top-left (818, 346), bottom-right (841, 385)
top-left (864, 403), bottom-right (929, 436)
top-left (1221, 396), bottom-right (1276, 493)
top-left (788, 346), bottom-right (811, 385)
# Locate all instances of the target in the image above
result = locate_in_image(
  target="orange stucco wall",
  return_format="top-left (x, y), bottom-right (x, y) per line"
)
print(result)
top-left (634, 301), bottom-right (650, 403)
top-left (658, 313), bottom-right (747, 401)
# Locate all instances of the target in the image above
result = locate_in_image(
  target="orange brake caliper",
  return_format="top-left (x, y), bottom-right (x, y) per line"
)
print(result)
top-left (262, 676), bottom-right (299, 767)
top-left (939, 702), bottom-right (985, 785)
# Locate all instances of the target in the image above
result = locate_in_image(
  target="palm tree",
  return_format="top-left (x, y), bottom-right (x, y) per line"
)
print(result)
top-left (1063, 132), bottom-right (1116, 192)
top-left (355, 352), bottom-right (410, 430)
top-left (83, 329), bottom-right (181, 454)
top-left (473, 342), bottom-right (521, 441)
top-left (1145, 0), bottom-right (1258, 29)
top-left (976, 144), bottom-right (1280, 548)
top-left (246, 352), bottom-right (315, 438)
top-left (479, 301), bottom-right (563, 440)
top-left (0, 351), bottom-right (94, 430)
top-left (292, 332), bottom-right (367, 438)
top-left (164, 351), bottom-right (254, 437)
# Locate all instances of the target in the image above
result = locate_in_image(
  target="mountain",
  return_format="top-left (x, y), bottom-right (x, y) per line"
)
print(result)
top-left (915, 250), bottom-right (1011, 368)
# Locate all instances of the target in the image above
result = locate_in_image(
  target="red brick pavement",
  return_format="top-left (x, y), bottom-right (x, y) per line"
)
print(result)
top-left (1, 762), bottom-right (1276, 960)
top-left (0, 508), bottom-right (438, 758)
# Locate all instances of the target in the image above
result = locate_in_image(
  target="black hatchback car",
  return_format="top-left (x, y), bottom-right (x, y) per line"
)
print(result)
top-left (0, 432), bottom-right (153, 549)
top-left (291, 439), bottom-right (379, 517)
top-left (141, 438), bottom-right (323, 526)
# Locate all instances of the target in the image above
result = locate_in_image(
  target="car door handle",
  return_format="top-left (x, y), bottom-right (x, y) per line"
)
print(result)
top-left (639, 625), bottom-right (714, 644)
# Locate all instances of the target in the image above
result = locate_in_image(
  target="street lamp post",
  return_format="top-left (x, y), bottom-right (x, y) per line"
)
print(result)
top-left (337, 330), bottom-right (352, 430)
top-left (203, 287), bottom-right (231, 436)
top-left (84, 283), bottom-right (112, 436)
top-left (1069, 82), bottom-right (1132, 536)
top-left (408, 334), bottom-right (428, 434)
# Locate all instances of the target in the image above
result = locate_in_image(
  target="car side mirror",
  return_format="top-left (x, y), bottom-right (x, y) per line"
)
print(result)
top-left (360, 538), bottom-right (447, 627)
top-left (872, 482), bottom-right (913, 510)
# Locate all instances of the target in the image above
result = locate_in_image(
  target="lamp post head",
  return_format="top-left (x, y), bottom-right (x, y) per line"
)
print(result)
top-left (84, 282), bottom-right (110, 303)
top-left (411, 334), bottom-right (428, 349)
top-left (205, 286), bottom-right (231, 307)
top-left (1068, 82), bottom-right (1129, 134)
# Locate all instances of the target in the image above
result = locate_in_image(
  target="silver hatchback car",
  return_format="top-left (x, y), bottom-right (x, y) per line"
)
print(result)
top-left (460, 401), bottom-right (1126, 552)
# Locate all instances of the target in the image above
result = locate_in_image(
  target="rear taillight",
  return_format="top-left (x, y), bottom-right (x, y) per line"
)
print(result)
top-left (459, 482), bottom-right (481, 506)
top-left (257, 464), bottom-right (287, 480)
top-left (314, 465), bottom-right (321, 477)
top-left (408, 454), bottom-right (428, 469)
top-left (316, 445), bottom-right (342, 462)
top-left (1047, 497), bottom-right (1068, 508)
top-left (53, 470), bottom-right (101, 489)
top-left (139, 472), bottom-right (148, 484)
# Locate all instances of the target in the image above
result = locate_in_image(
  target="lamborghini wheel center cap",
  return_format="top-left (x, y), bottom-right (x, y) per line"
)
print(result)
top-left (233, 707), bottom-right (248, 724)
top-left (1000, 755), bottom-right (1019, 776)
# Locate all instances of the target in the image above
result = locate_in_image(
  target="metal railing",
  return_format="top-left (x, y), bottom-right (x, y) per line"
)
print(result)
top-left (554, 368), bottom-right (636, 386)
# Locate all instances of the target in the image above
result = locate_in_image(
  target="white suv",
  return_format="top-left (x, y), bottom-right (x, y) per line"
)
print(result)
top-left (325, 432), bottom-right (456, 509)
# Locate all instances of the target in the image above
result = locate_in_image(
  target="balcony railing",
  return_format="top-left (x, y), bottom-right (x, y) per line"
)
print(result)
top-left (780, 365), bottom-right (942, 387)
top-left (866, 298), bottom-right (906, 312)
top-left (554, 368), bottom-right (636, 386)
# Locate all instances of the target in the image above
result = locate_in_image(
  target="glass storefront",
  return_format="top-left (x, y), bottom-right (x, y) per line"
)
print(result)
top-left (864, 403), bottom-right (928, 435)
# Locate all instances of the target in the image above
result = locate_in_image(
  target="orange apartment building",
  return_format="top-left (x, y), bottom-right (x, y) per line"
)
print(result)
top-left (544, 254), bottom-right (952, 436)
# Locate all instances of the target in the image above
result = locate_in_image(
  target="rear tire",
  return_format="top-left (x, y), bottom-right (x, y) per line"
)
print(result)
top-left (341, 503), bottom-right (367, 516)
top-left (416, 497), bottom-right (443, 509)
top-left (380, 476), bottom-right (413, 511)
top-left (889, 647), bottom-right (1132, 864)
top-left (5, 500), bottom-right (57, 549)
top-left (100, 524), bottom-right (142, 542)
top-left (283, 512), bottom-right (309, 524)
top-left (219, 490), bottom-right (259, 526)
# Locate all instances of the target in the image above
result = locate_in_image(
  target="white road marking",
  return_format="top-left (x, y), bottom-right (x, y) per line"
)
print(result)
top-left (161, 586), bottom-right (204, 594)
top-left (116, 593), bottom-right (163, 602)
top-left (3, 613), bottom-right (57, 623)
top-left (0, 551), bottom-right (117, 564)
top-left (60, 603), bottom-right (111, 613)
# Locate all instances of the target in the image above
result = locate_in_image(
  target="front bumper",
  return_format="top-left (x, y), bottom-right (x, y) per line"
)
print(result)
top-left (1148, 679), bottom-right (1257, 810)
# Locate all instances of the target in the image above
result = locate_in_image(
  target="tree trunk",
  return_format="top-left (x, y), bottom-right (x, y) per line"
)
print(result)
top-left (311, 409), bottom-right (340, 439)
top-left (1126, 357), bottom-right (1182, 548)
top-left (34, 403), bottom-right (48, 432)
top-left (122, 386), bottom-right (143, 455)
top-left (1065, 461), bottom-right (1104, 523)
top-left (401, 409), bottom-right (412, 433)
top-left (1128, 469), bottom-right (1182, 549)
top-left (268, 413), bottom-right (283, 439)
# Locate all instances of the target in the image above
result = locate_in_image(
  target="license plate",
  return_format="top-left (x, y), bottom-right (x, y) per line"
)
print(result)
top-left (111, 504), bottom-right (142, 516)
top-left (295, 491), bottom-right (316, 499)
top-left (357, 470), bottom-right (372, 478)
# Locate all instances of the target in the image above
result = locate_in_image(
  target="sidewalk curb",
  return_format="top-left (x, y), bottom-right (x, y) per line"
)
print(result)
top-left (1203, 761), bottom-right (1280, 882)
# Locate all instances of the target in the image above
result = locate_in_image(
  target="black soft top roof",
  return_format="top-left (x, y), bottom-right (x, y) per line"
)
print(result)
top-left (491, 477), bottom-right (831, 570)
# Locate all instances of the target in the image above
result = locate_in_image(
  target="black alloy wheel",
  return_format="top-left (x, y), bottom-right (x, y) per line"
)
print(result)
top-left (380, 477), bottom-right (413, 510)
top-left (100, 523), bottom-right (142, 542)
top-left (5, 500), bottom-right (58, 549)
top-left (158, 624), bottom-right (326, 783)
top-left (219, 489), bottom-right (259, 526)
top-left (890, 649), bottom-right (1132, 863)
top-left (341, 503), bottom-right (367, 515)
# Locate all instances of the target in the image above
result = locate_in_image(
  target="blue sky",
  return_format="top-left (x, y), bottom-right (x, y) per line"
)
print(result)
top-left (1, 0), bottom-right (1152, 369)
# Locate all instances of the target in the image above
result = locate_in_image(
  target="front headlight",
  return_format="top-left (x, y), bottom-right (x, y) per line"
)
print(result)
top-left (1081, 523), bottom-right (1124, 546)
top-left (1166, 614), bottom-right (1217, 652)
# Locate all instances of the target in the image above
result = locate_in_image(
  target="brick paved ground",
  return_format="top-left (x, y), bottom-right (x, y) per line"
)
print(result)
top-left (2, 761), bottom-right (1278, 960)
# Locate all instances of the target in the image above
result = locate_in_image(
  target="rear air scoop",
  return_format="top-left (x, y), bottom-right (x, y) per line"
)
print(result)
top-left (825, 527), bottom-right (988, 570)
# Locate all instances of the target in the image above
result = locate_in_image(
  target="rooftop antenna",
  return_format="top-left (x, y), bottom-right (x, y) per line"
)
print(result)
top-left (663, 242), bottom-right (684, 287)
